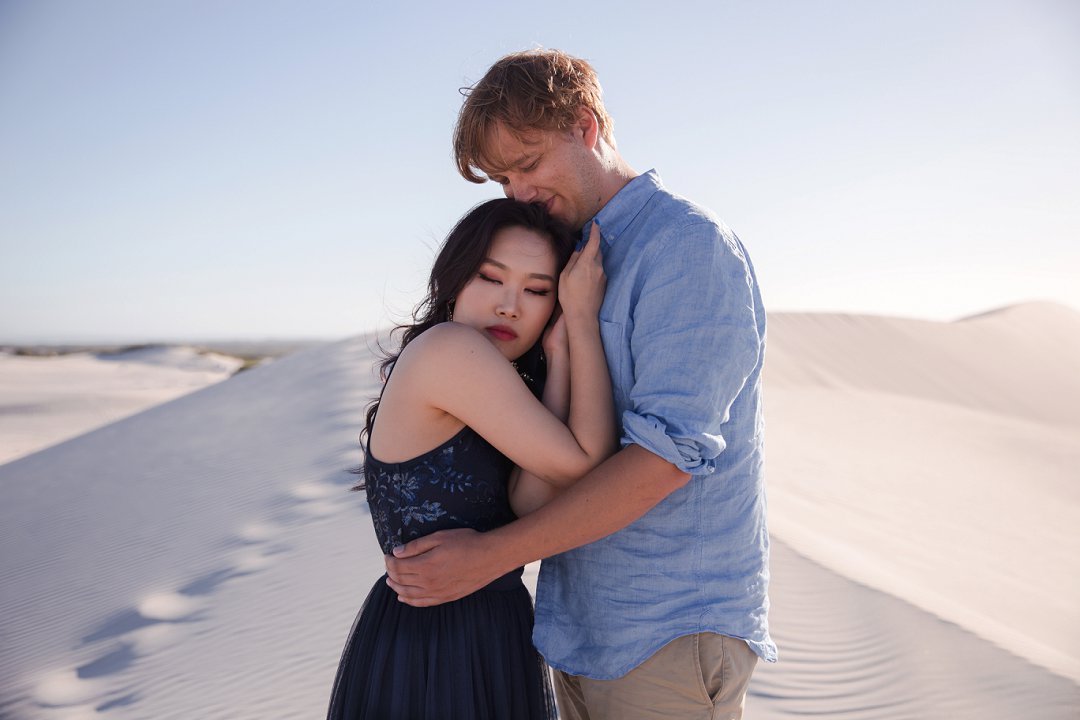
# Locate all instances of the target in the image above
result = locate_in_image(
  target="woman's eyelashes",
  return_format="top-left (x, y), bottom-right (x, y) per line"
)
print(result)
top-left (476, 272), bottom-right (551, 296)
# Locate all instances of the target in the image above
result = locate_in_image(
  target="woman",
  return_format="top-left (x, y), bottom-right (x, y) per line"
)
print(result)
top-left (327, 198), bottom-right (615, 719)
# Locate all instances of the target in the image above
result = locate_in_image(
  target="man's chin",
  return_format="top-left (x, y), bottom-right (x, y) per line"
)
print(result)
top-left (550, 209), bottom-right (578, 228)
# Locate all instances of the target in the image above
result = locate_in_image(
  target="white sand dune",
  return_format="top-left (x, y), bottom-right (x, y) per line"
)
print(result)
top-left (1, 337), bottom-right (384, 719)
top-left (0, 346), bottom-right (244, 466)
top-left (761, 303), bottom-right (1080, 685)
top-left (764, 301), bottom-right (1080, 426)
top-left (1, 306), bottom-right (1078, 719)
top-left (747, 542), bottom-right (1080, 718)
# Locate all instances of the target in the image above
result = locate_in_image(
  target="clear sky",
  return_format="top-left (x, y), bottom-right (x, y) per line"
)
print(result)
top-left (1, 0), bottom-right (1077, 342)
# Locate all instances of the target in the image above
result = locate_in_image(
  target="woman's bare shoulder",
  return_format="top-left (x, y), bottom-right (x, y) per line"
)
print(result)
top-left (403, 321), bottom-right (498, 358)
top-left (399, 322), bottom-right (499, 365)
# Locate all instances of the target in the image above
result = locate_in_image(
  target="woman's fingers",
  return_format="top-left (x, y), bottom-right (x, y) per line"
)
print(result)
top-left (581, 220), bottom-right (602, 259)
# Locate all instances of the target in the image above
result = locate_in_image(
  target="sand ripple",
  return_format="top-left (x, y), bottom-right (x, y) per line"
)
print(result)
top-left (747, 541), bottom-right (1080, 719)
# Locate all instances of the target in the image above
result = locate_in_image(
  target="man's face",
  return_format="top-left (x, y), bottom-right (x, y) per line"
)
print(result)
top-left (481, 122), bottom-right (601, 230)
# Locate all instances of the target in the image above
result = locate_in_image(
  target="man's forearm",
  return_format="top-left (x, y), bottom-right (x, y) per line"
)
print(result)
top-left (385, 443), bottom-right (691, 607)
top-left (487, 443), bottom-right (690, 571)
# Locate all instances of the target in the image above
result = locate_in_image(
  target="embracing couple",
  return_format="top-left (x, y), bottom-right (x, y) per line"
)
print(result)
top-left (328, 48), bottom-right (776, 720)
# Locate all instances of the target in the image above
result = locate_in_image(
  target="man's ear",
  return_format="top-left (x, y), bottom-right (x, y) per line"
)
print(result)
top-left (573, 107), bottom-right (600, 150)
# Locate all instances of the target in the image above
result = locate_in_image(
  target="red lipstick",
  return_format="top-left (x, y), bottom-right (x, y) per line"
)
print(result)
top-left (486, 325), bottom-right (517, 341)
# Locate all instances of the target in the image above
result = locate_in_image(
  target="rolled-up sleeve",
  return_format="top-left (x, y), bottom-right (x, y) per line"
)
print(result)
top-left (620, 221), bottom-right (763, 475)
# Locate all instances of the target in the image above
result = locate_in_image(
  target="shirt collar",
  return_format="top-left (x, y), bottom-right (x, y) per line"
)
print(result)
top-left (580, 169), bottom-right (662, 249)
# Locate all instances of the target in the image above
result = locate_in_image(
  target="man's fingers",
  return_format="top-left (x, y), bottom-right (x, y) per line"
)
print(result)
top-left (385, 551), bottom-right (429, 583)
top-left (385, 574), bottom-right (424, 592)
top-left (385, 575), bottom-right (458, 608)
top-left (392, 535), bottom-right (439, 559)
top-left (385, 574), bottom-right (431, 597)
top-left (397, 595), bottom-right (441, 608)
top-left (383, 528), bottom-right (484, 607)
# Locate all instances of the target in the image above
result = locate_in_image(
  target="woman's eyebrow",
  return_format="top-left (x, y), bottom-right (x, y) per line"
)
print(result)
top-left (481, 258), bottom-right (555, 282)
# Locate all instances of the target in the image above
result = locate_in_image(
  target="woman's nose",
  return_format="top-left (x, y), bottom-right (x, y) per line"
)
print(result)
top-left (496, 290), bottom-right (520, 318)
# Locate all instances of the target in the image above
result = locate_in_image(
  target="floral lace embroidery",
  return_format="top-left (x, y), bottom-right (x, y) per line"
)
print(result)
top-left (364, 428), bottom-right (514, 555)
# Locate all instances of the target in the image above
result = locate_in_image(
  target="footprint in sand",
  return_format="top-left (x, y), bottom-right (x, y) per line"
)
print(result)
top-left (225, 519), bottom-right (286, 571)
top-left (76, 642), bottom-right (138, 679)
top-left (34, 659), bottom-right (140, 718)
top-left (289, 481), bottom-right (341, 518)
top-left (137, 591), bottom-right (206, 621)
top-left (81, 588), bottom-right (208, 646)
top-left (127, 622), bottom-right (183, 654)
top-left (290, 481), bottom-right (337, 501)
top-left (34, 669), bottom-right (106, 708)
top-left (41, 516), bottom-right (290, 717)
top-left (36, 703), bottom-right (102, 720)
top-left (235, 520), bottom-right (277, 544)
top-left (232, 548), bottom-right (277, 572)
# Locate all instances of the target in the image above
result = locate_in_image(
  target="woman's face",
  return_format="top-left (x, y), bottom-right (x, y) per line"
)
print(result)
top-left (452, 225), bottom-right (559, 361)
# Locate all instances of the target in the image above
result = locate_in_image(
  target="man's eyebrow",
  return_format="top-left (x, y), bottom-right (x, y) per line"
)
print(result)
top-left (483, 151), bottom-right (537, 178)
top-left (481, 257), bottom-right (556, 282)
top-left (511, 152), bottom-right (537, 168)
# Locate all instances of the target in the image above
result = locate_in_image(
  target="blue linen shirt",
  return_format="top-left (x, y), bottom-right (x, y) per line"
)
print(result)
top-left (533, 170), bottom-right (777, 679)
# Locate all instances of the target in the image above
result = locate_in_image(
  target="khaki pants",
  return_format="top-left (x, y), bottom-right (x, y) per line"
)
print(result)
top-left (553, 633), bottom-right (757, 720)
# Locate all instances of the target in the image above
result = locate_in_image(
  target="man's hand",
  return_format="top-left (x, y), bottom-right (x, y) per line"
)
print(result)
top-left (386, 446), bottom-right (689, 607)
top-left (384, 528), bottom-right (505, 607)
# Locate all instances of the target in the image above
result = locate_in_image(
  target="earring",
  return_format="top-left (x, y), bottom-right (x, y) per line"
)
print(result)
top-left (447, 300), bottom-right (455, 323)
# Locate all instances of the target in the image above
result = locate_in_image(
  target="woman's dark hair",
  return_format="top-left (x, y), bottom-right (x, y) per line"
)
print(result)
top-left (354, 199), bottom-right (576, 485)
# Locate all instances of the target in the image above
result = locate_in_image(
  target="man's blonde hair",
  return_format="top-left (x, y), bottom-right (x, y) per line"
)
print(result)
top-left (453, 49), bottom-right (615, 183)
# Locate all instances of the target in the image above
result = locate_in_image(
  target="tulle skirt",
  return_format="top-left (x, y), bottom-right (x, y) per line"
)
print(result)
top-left (327, 572), bottom-right (556, 720)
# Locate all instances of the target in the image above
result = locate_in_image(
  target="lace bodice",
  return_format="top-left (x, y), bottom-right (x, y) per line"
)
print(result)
top-left (363, 426), bottom-right (515, 554)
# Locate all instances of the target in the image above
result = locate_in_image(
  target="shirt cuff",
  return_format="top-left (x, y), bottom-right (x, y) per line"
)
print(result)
top-left (621, 411), bottom-right (726, 476)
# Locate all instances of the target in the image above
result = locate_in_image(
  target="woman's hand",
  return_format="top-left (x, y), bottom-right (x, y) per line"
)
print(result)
top-left (558, 221), bottom-right (606, 323)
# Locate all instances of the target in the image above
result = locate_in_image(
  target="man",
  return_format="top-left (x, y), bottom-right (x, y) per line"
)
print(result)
top-left (387, 49), bottom-right (775, 719)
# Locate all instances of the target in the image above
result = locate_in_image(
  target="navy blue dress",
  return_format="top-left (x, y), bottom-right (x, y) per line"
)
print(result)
top-left (327, 425), bottom-right (557, 719)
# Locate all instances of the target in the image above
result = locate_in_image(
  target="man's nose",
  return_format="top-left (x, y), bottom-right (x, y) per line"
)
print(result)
top-left (505, 177), bottom-right (537, 202)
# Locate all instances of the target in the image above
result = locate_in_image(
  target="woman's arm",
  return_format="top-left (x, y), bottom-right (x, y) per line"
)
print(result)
top-left (399, 225), bottom-right (615, 488)
top-left (508, 316), bottom-right (571, 515)
top-left (509, 224), bottom-right (617, 515)
top-left (561, 225), bottom-right (617, 465)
